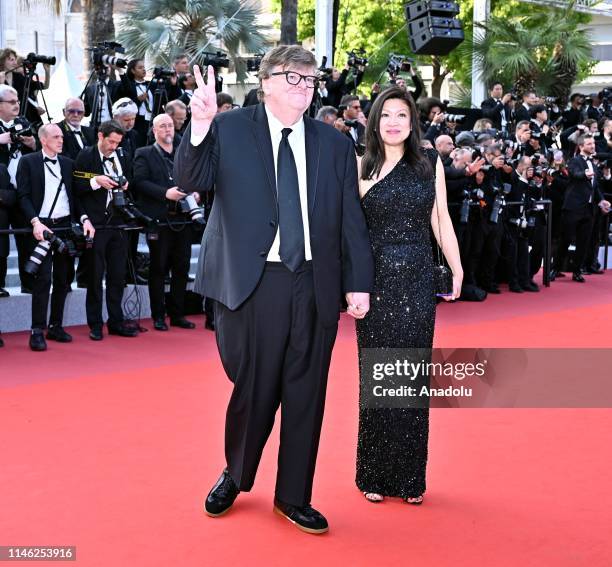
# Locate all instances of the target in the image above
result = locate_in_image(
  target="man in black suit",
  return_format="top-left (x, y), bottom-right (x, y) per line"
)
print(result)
top-left (514, 91), bottom-right (537, 125)
top-left (340, 94), bottom-right (366, 155)
top-left (554, 134), bottom-right (611, 281)
top-left (17, 124), bottom-right (95, 350)
top-left (73, 120), bottom-right (138, 340)
top-left (529, 104), bottom-right (554, 155)
top-left (586, 92), bottom-right (606, 122)
top-left (57, 98), bottom-right (95, 160)
top-left (174, 45), bottom-right (374, 534)
top-left (0, 84), bottom-right (38, 293)
top-left (82, 67), bottom-right (122, 127)
top-left (132, 113), bottom-right (197, 331)
top-left (481, 82), bottom-right (513, 132)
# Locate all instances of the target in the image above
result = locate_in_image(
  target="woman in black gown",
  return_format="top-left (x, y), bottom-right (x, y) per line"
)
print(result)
top-left (355, 87), bottom-right (462, 504)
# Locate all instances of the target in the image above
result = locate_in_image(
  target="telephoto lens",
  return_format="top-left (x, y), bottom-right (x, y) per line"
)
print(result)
top-left (24, 231), bottom-right (66, 275)
top-left (179, 193), bottom-right (206, 225)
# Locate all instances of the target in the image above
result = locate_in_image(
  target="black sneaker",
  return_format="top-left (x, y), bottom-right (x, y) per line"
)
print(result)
top-left (273, 498), bottom-right (329, 534)
top-left (204, 469), bottom-right (240, 517)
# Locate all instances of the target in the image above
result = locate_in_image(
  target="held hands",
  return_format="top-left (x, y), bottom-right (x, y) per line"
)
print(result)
top-left (345, 292), bottom-right (370, 319)
top-left (166, 186), bottom-right (185, 201)
top-left (95, 175), bottom-right (119, 190)
top-left (190, 65), bottom-right (218, 136)
top-left (33, 221), bottom-right (50, 241)
top-left (83, 219), bottom-right (95, 238)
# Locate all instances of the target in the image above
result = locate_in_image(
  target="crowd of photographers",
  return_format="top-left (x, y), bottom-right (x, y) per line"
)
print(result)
top-left (0, 44), bottom-right (611, 349)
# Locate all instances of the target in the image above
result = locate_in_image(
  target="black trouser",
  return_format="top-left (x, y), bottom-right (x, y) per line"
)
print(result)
top-left (528, 211), bottom-right (547, 279)
top-left (472, 216), bottom-right (503, 289)
top-left (555, 206), bottom-right (595, 275)
top-left (9, 207), bottom-right (34, 291)
top-left (147, 222), bottom-right (192, 320)
top-left (505, 223), bottom-right (530, 286)
top-left (584, 207), bottom-right (606, 270)
top-left (0, 256), bottom-right (6, 288)
top-left (86, 227), bottom-right (127, 329)
top-left (215, 262), bottom-right (338, 507)
top-left (30, 217), bottom-right (73, 330)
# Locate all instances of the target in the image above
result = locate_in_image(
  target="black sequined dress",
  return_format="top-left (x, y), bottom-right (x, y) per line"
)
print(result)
top-left (356, 149), bottom-right (437, 498)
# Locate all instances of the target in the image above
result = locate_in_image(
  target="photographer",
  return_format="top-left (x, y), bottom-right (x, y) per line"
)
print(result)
top-left (434, 134), bottom-right (455, 163)
top-left (596, 117), bottom-right (612, 153)
top-left (529, 104), bottom-right (554, 154)
top-left (0, 84), bottom-right (37, 293)
top-left (546, 151), bottom-right (570, 280)
top-left (340, 95), bottom-right (365, 154)
top-left (17, 124), bottom-right (95, 351)
top-left (315, 106), bottom-right (338, 126)
top-left (165, 99), bottom-right (188, 137)
top-left (57, 98), bottom-right (95, 160)
top-left (553, 134), bottom-right (611, 282)
top-left (111, 98), bottom-right (140, 165)
top-left (562, 93), bottom-right (585, 129)
top-left (526, 157), bottom-right (548, 285)
top-left (0, 48), bottom-right (51, 126)
top-left (119, 59), bottom-right (154, 147)
top-left (133, 114), bottom-right (199, 331)
top-left (504, 155), bottom-right (540, 292)
top-left (481, 82), bottom-right (513, 132)
top-left (323, 67), bottom-right (348, 109)
top-left (83, 65), bottom-right (122, 125)
top-left (514, 91), bottom-right (537, 124)
top-left (586, 92), bottom-right (606, 122)
top-left (73, 120), bottom-right (138, 340)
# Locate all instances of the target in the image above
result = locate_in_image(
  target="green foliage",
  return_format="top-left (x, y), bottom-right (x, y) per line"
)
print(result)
top-left (117, 0), bottom-right (270, 81)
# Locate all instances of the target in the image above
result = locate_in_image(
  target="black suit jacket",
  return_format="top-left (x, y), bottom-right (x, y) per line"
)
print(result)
top-left (16, 152), bottom-right (80, 223)
top-left (83, 79), bottom-right (122, 121)
top-left (174, 103), bottom-right (374, 326)
top-left (564, 155), bottom-right (606, 211)
top-left (73, 145), bottom-right (132, 225)
top-left (132, 144), bottom-right (191, 220)
top-left (481, 97), bottom-right (512, 130)
top-left (0, 122), bottom-right (36, 168)
top-left (514, 103), bottom-right (531, 125)
top-left (56, 120), bottom-right (95, 161)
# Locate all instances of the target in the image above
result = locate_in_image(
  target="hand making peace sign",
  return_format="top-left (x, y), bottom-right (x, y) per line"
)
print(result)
top-left (190, 65), bottom-right (218, 136)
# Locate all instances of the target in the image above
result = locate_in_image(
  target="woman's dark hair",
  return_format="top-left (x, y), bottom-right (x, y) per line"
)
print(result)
top-left (361, 86), bottom-right (433, 181)
top-left (418, 96), bottom-right (443, 122)
top-left (126, 59), bottom-right (143, 82)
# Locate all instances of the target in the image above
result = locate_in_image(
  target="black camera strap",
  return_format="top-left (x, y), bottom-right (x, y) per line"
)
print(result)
top-left (153, 143), bottom-right (175, 183)
top-left (43, 161), bottom-right (66, 220)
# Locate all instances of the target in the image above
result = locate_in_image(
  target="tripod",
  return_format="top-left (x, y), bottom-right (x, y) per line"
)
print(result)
top-left (79, 65), bottom-right (112, 132)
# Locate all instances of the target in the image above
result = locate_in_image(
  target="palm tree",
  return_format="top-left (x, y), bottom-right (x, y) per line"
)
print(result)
top-left (280, 0), bottom-right (298, 44)
top-left (117, 0), bottom-right (269, 81)
top-left (469, 3), bottom-right (592, 104)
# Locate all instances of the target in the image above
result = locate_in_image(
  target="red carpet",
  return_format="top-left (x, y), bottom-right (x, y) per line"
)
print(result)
top-left (1, 273), bottom-right (611, 566)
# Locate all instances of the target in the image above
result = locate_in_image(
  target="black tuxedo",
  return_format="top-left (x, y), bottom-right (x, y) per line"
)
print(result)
top-left (133, 144), bottom-right (194, 320)
top-left (56, 120), bottom-right (95, 161)
top-left (174, 103), bottom-right (373, 506)
top-left (73, 145), bottom-right (132, 329)
top-left (16, 152), bottom-right (78, 329)
top-left (346, 121), bottom-right (366, 155)
top-left (514, 103), bottom-right (531, 124)
top-left (586, 105), bottom-right (605, 122)
top-left (555, 154), bottom-right (609, 274)
top-left (481, 97), bottom-right (512, 130)
top-left (83, 79), bottom-right (122, 123)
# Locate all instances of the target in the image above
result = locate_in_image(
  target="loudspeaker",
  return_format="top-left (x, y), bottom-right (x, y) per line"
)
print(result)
top-left (405, 0), bottom-right (459, 21)
top-left (404, 1), bottom-right (464, 56)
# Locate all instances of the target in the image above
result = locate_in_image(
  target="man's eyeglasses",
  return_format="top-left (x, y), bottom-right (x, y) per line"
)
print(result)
top-left (270, 71), bottom-right (318, 89)
top-left (0, 99), bottom-right (19, 105)
top-left (65, 108), bottom-right (84, 115)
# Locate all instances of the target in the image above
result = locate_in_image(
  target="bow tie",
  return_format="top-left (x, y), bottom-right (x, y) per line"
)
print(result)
top-left (72, 129), bottom-right (82, 134)
top-left (44, 157), bottom-right (57, 165)
top-left (103, 156), bottom-right (115, 162)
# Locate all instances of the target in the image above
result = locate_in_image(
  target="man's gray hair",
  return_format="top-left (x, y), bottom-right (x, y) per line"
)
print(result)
top-left (165, 99), bottom-right (187, 115)
top-left (315, 106), bottom-right (338, 122)
top-left (0, 84), bottom-right (18, 101)
top-left (112, 97), bottom-right (138, 118)
top-left (257, 45), bottom-right (317, 101)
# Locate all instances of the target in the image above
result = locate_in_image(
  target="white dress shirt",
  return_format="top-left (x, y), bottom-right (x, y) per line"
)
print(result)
top-left (39, 151), bottom-right (70, 219)
top-left (135, 81), bottom-right (153, 121)
top-left (69, 124), bottom-right (85, 149)
top-left (1, 119), bottom-right (21, 186)
top-left (90, 150), bottom-right (123, 207)
top-left (190, 105), bottom-right (312, 262)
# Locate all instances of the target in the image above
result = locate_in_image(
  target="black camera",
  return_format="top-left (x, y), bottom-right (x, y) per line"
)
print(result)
top-left (64, 224), bottom-right (94, 258)
top-left (89, 41), bottom-right (128, 70)
top-left (245, 55), bottom-right (263, 73)
top-left (8, 117), bottom-right (33, 144)
top-left (347, 49), bottom-right (368, 68)
top-left (490, 183), bottom-right (511, 224)
top-left (202, 51), bottom-right (230, 69)
top-left (153, 67), bottom-right (175, 79)
top-left (177, 191), bottom-right (206, 225)
top-left (24, 52), bottom-right (56, 67)
top-left (387, 53), bottom-right (413, 77)
top-left (544, 96), bottom-right (559, 105)
top-left (24, 231), bottom-right (66, 276)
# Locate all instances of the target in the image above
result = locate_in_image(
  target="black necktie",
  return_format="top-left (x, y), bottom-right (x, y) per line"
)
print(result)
top-left (277, 128), bottom-right (305, 272)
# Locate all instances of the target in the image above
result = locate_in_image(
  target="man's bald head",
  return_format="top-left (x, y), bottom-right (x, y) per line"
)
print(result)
top-left (435, 135), bottom-right (454, 159)
top-left (152, 113), bottom-right (174, 146)
top-left (39, 123), bottom-right (63, 155)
